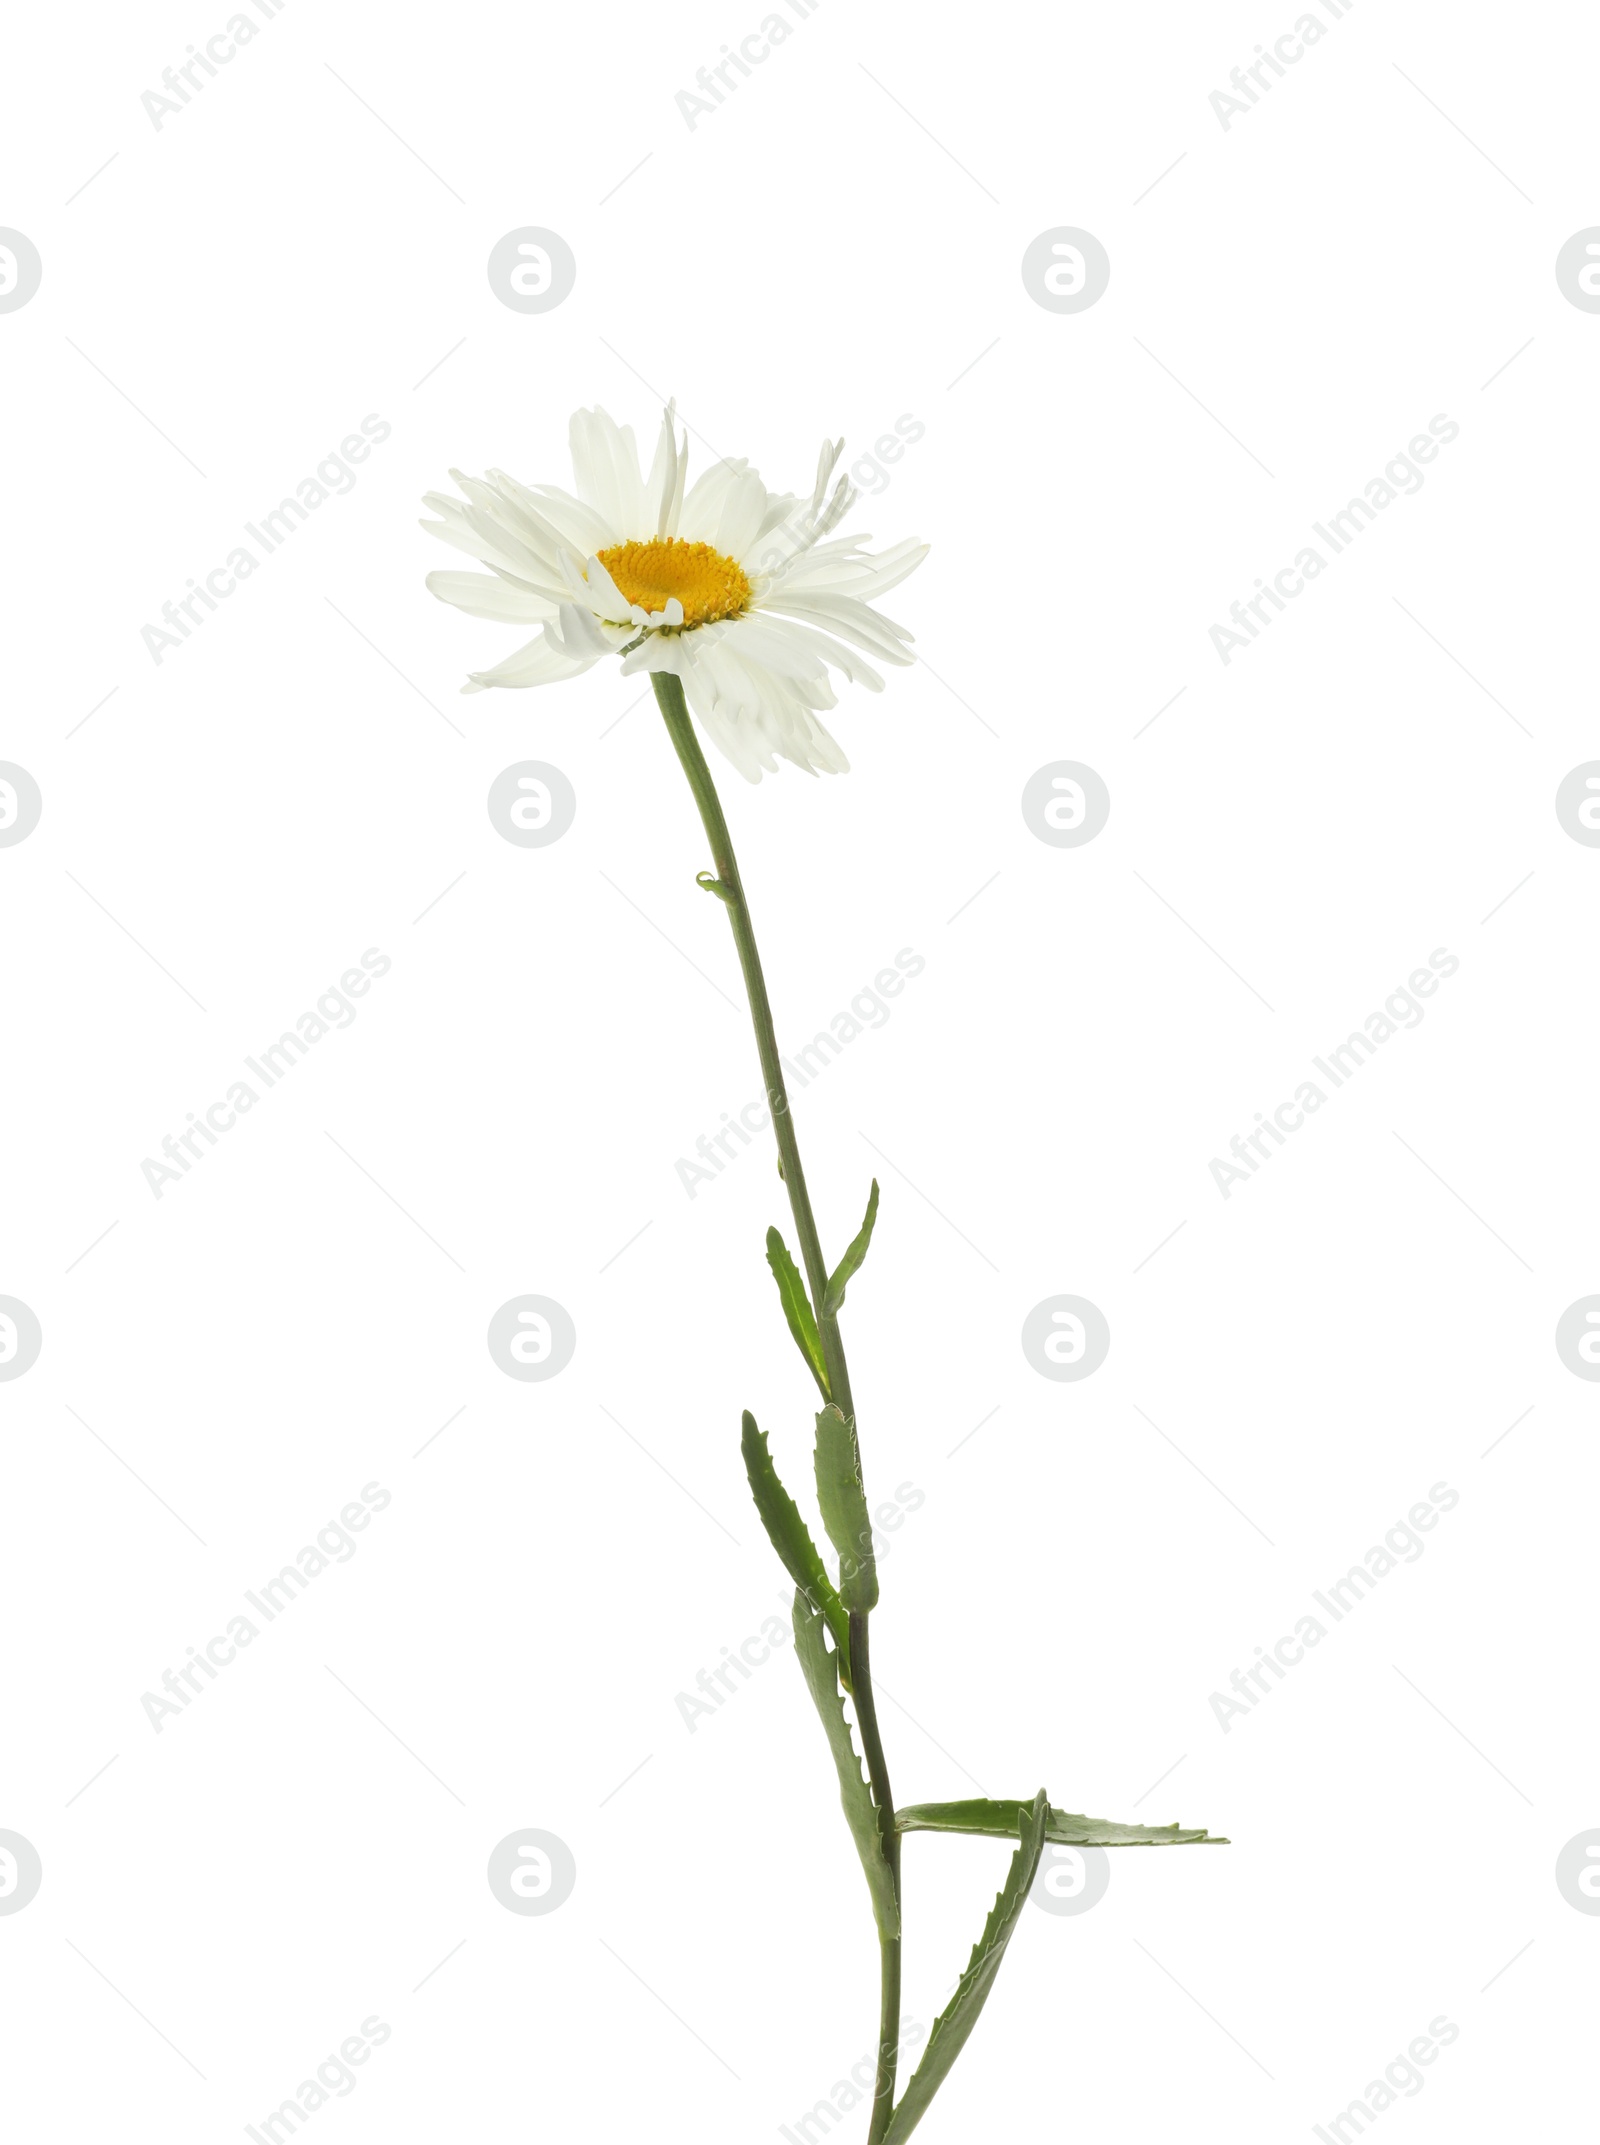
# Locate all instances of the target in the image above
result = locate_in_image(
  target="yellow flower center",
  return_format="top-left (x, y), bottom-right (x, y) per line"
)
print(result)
top-left (597, 537), bottom-right (752, 627)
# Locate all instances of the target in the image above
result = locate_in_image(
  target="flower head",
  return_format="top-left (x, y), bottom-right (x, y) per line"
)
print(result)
top-left (422, 405), bottom-right (927, 780)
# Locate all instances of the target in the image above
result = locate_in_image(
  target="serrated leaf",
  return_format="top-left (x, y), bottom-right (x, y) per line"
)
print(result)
top-left (813, 1404), bottom-right (879, 1613)
top-left (790, 1589), bottom-right (899, 1943)
top-left (895, 1799), bottom-right (1227, 1847)
top-left (740, 1413), bottom-right (852, 1669)
top-left (882, 1790), bottom-right (1049, 2145)
top-left (765, 1227), bottom-right (830, 1401)
top-left (822, 1178), bottom-right (880, 1317)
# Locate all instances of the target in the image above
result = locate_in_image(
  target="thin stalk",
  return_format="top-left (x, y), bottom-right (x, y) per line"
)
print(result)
top-left (652, 670), bottom-right (900, 2135)
top-left (850, 1610), bottom-right (902, 2145)
top-left (652, 672), bottom-right (853, 1415)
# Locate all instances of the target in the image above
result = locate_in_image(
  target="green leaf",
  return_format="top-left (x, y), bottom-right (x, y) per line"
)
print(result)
top-left (882, 1790), bottom-right (1049, 2145)
top-left (740, 1412), bottom-right (852, 1669)
top-left (895, 1798), bottom-right (1227, 1847)
top-left (822, 1179), bottom-right (880, 1317)
top-left (695, 869), bottom-right (734, 904)
top-left (765, 1227), bottom-right (830, 1401)
top-left (813, 1404), bottom-right (879, 1614)
top-left (790, 1589), bottom-right (899, 1943)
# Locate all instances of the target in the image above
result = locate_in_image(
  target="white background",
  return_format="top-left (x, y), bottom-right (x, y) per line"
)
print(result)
top-left (3, 1), bottom-right (1597, 2138)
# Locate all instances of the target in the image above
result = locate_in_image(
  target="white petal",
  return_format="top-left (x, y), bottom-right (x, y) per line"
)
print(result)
top-left (778, 537), bottom-right (929, 600)
top-left (551, 602), bottom-right (617, 661)
top-left (420, 510), bottom-right (556, 588)
top-left (756, 490), bottom-right (802, 539)
top-left (810, 436), bottom-right (844, 514)
top-left (696, 615), bottom-right (830, 683)
top-left (463, 624), bottom-right (601, 693)
top-left (734, 609), bottom-right (888, 691)
top-left (476, 474), bottom-right (581, 577)
top-left (569, 408), bottom-right (646, 539)
top-left (525, 483), bottom-right (617, 555)
top-left (683, 638), bottom-right (850, 780)
top-left (760, 590), bottom-right (915, 665)
top-left (618, 633), bottom-right (695, 678)
top-left (426, 570), bottom-right (559, 623)
top-left (812, 474), bottom-right (857, 543)
top-left (684, 672), bottom-right (771, 782)
top-left (645, 403), bottom-right (684, 537)
top-left (677, 457), bottom-right (752, 544)
top-left (578, 553), bottom-right (637, 625)
top-left (714, 469), bottom-right (771, 562)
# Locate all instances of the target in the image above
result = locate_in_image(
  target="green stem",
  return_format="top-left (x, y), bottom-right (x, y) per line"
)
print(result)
top-left (652, 669), bottom-right (900, 2135)
top-left (652, 672), bottom-right (853, 1415)
top-left (850, 1611), bottom-right (902, 2145)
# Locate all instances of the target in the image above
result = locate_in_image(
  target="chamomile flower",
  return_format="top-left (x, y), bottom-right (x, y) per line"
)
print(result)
top-left (422, 404), bottom-right (927, 780)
